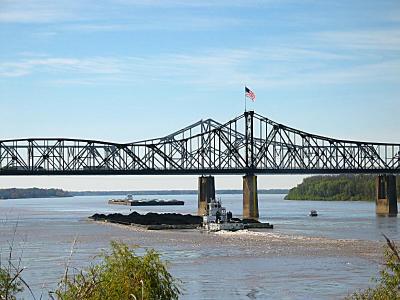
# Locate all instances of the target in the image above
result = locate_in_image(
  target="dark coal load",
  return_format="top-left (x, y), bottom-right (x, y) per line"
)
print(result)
top-left (90, 211), bottom-right (202, 226)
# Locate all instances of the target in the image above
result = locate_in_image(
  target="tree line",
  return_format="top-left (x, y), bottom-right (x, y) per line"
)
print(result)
top-left (0, 188), bottom-right (71, 199)
top-left (285, 175), bottom-right (400, 201)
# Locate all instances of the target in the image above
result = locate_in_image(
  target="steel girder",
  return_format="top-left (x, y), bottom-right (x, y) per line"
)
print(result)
top-left (0, 111), bottom-right (399, 176)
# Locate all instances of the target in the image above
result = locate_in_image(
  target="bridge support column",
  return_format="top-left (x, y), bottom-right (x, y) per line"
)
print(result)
top-left (198, 176), bottom-right (215, 216)
top-left (243, 174), bottom-right (259, 219)
top-left (376, 175), bottom-right (398, 216)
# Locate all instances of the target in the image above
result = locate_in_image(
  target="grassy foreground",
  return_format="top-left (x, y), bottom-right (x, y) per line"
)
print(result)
top-left (1, 241), bottom-right (180, 300)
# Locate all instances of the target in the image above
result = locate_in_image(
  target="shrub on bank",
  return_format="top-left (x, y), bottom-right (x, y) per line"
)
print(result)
top-left (0, 239), bottom-right (26, 300)
top-left (346, 235), bottom-right (400, 300)
top-left (1, 241), bottom-right (180, 300)
top-left (52, 241), bottom-right (181, 300)
top-left (0, 265), bottom-right (24, 300)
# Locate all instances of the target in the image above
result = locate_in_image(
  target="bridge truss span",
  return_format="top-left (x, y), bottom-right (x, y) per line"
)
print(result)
top-left (0, 111), bottom-right (399, 175)
top-left (250, 112), bottom-right (400, 174)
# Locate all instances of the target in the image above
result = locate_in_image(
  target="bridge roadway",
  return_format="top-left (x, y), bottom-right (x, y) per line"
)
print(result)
top-left (1, 111), bottom-right (399, 217)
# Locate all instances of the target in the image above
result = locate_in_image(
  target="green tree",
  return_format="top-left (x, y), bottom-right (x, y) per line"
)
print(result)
top-left (0, 242), bottom-right (26, 300)
top-left (285, 175), bottom-right (394, 201)
top-left (53, 241), bottom-right (181, 300)
top-left (0, 266), bottom-right (23, 300)
top-left (346, 235), bottom-right (400, 299)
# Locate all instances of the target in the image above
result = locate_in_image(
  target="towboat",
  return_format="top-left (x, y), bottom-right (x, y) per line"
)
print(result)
top-left (202, 198), bottom-right (244, 232)
top-left (309, 210), bottom-right (318, 217)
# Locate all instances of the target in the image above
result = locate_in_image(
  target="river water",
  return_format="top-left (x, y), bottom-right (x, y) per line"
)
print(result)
top-left (0, 194), bottom-right (398, 299)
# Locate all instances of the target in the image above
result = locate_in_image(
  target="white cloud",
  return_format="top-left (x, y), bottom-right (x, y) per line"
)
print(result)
top-left (62, 16), bottom-right (246, 32)
top-left (0, 0), bottom-right (82, 23)
top-left (314, 29), bottom-right (400, 51)
top-left (386, 10), bottom-right (400, 23)
top-left (1, 42), bottom-right (399, 90)
top-left (112, 0), bottom-right (284, 8)
top-left (2, 26), bottom-right (400, 87)
top-left (0, 0), bottom-right (284, 24)
top-left (0, 57), bottom-right (124, 78)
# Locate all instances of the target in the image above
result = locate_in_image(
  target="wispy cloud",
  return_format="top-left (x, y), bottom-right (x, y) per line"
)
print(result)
top-left (2, 39), bottom-right (399, 89)
top-left (0, 1), bottom-right (252, 36)
top-left (0, 0), bottom-right (82, 23)
top-left (382, 8), bottom-right (400, 23)
top-left (62, 16), bottom-right (246, 32)
top-left (112, 0), bottom-right (285, 8)
top-left (314, 29), bottom-right (400, 51)
top-left (0, 0), bottom-right (282, 24)
top-left (0, 57), bottom-right (124, 78)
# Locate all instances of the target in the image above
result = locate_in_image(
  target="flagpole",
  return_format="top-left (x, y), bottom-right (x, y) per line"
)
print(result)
top-left (244, 86), bottom-right (247, 113)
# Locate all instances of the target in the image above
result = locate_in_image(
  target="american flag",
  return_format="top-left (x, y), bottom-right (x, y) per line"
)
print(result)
top-left (245, 86), bottom-right (256, 101)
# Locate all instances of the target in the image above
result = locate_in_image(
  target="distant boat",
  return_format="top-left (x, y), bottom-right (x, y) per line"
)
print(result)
top-left (309, 210), bottom-right (318, 217)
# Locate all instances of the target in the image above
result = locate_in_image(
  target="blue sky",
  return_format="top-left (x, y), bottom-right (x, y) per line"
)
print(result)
top-left (0, 0), bottom-right (399, 191)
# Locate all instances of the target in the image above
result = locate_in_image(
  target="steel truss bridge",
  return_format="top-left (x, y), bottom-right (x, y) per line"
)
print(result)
top-left (0, 111), bottom-right (399, 176)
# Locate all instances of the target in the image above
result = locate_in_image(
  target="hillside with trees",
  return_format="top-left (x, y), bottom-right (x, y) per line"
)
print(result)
top-left (285, 175), bottom-right (400, 201)
top-left (0, 188), bottom-right (71, 199)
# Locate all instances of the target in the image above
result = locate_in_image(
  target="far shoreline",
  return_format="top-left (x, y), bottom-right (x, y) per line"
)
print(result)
top-left (0, 188), bottom-right (289, 200)
top-left (284, 198), bottom-right (374, 202)
top-left (70, 189), bottom-right (289, 196)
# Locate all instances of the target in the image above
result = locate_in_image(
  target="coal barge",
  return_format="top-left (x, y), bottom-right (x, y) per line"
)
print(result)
top-left (108, 196), bottom-right (184, 206)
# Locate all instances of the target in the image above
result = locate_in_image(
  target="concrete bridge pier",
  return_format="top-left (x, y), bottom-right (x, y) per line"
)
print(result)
top-left (243, 174), bottom-right (259, 219)
top-left (376, 175), bottom-right (398, 216)
top-left (198, 176), bottom-right (215, 216)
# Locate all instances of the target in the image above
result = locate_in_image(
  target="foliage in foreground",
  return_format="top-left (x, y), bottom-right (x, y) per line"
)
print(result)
top-left (346, 235), bottom-right (400, 300)
top-left (0, 227), bottom-right (29, 300)
top-left (52, 241), bottom-right (181, 300)
top-left (0, 265), bottom-right (23, 300)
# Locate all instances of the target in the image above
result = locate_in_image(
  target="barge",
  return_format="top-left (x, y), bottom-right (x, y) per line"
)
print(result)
top-left (108, 199), bottom-right (184, 206)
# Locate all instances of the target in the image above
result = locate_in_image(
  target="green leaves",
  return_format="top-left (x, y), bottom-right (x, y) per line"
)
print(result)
top-left (346, 237), bottom-right (400, 300)
top-left (0, 267), bottom-right (24, 300)
top-left (285, 175), bottom-right (384, 201)
top-left (53, 241), bottom-right (181, 300)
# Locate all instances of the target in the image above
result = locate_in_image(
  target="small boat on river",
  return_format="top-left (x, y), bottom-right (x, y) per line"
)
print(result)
top-left (309, 210), bottom-right (318, 217)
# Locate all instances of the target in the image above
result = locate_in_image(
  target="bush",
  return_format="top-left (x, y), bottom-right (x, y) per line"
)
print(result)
top-left (0, 266), bottom-right (24, 300)
top-left (52, 241), bottom-right (181, 300)
top-left (346, 235), bottom-right (400, 299)
top-left (0, 227), bottom-right (28, 300)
